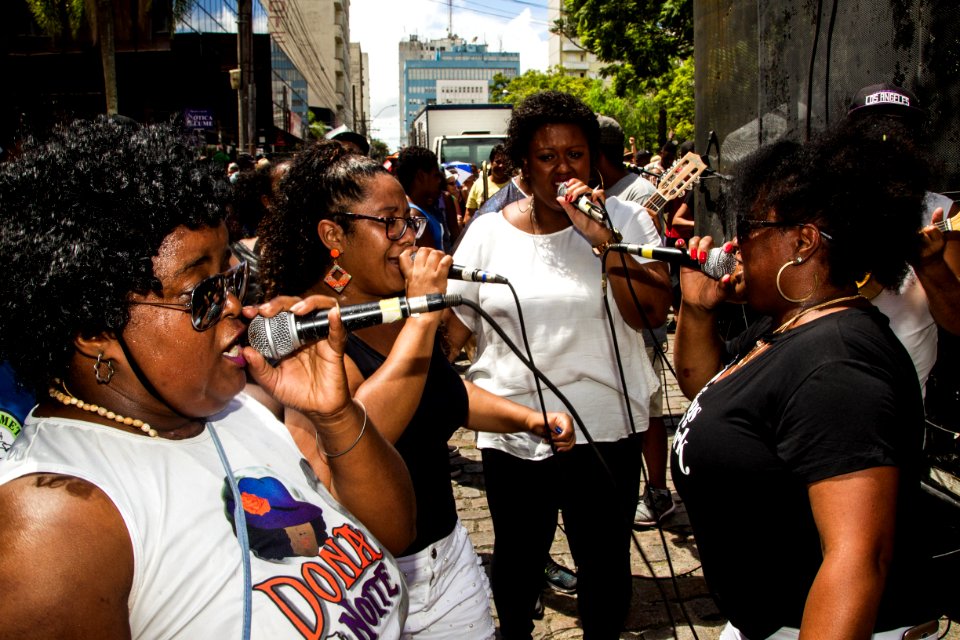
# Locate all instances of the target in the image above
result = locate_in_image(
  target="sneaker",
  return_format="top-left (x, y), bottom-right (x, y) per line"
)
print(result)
top-left (532, 594), bottom-right (544, 620)
top-left (633, 486), bottom-right (676, 528)
top-left (544, 558), bottom-right (577, 594)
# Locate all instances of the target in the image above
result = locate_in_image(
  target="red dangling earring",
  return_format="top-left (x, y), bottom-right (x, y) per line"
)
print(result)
top-left (324, 248), bottom-right (352, 293)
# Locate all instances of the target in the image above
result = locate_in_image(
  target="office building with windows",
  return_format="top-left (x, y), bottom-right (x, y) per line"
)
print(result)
top-left (177, 0), bottom-right (311, 144)
top-left (547, 0), bottom-right (604, 79)
top-left (399, 35), bottom-right (519, 146)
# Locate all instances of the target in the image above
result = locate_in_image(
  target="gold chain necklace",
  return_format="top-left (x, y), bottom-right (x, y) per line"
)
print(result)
top-left (732, 294), bottom-right (863, 371)
top-left (49, 382), bottom-right (159, 438)
top-left (771, 294), bottom-right (863, 334)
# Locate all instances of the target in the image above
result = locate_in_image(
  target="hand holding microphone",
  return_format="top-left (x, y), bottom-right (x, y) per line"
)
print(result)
top-left (603, 242), bottom-right (738, 280)
top-left (556, 180), bottom-right (608, 226)
top-left (409, 250), bottom-right (508, 284)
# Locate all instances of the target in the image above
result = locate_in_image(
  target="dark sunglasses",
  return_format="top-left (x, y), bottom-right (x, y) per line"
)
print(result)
top-left (735, 219), bottom-right (801, 242)
top-left (342, 212), bottom-right (427, 241)
top-left (735, 218), bottom-right (834, 243)
top-left (130, 261), bottom-right (248, 331)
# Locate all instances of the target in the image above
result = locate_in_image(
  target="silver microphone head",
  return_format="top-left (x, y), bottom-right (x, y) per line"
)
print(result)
top-left (703, 248), bottom-right (738, 280)
top-left (247, 312), bottom-right (299, 360)
top-left (556, 182), bottom-right (569, 197)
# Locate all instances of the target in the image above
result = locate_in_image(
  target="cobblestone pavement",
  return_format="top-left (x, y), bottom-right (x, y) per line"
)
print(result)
top-left (448, 337), bottom-right (959, 639)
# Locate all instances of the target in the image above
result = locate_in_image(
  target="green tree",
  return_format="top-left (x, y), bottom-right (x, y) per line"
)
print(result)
top-left (553, 0), bottom-right (693, 95)
top-left (492, 68), bottom-right (598, 106)
top-left (368, 138), bottom-right (389, 163)
top-left (493, 67), bottom-right (686, 152)
top-left (306, 110), bottom-right (329, 140)
top-left (652, 55), bottom-right (694, 142)
top-left (24, 0), bottom-right (193, 115)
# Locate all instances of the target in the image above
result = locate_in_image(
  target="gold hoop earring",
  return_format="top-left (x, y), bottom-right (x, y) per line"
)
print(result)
top-left (776, 257), bottom-right (818, 303)
top-left (94, 352), bottom-right (116, 384)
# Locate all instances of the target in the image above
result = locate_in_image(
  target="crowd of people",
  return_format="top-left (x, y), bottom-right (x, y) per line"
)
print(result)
top-left (0, 82), bottom-right (956, 640)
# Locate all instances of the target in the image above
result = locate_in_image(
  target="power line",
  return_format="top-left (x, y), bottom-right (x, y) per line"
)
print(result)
top-left (422, 0), bottom-right (552, 28)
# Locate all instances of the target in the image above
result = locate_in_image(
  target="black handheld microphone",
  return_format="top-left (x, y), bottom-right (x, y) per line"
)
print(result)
top-left (555, 182), bottom-right (607, 225)
top-left (409, 252), bottom-right (508, 284)
top-left (248, 293), bottom-right (463, 360)
top-left (606, 244), bottom-right (737, 280)
top-left (623, 163), bottom-right (663, 179)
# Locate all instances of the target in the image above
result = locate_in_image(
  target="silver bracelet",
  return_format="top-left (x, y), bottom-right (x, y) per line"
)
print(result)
top-left (315, 399), bottom-right (368, 459)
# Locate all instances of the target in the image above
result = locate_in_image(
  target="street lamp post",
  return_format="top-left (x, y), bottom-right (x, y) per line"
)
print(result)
top-left (366, 104), bottom-right (398, 137)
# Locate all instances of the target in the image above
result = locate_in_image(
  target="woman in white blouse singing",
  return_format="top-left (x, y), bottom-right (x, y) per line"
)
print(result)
top-left (443, 90), bottom-right (672, 639)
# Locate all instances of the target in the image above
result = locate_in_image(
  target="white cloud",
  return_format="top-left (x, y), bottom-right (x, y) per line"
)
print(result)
top-left (350, 0), bottom-right (549, 152)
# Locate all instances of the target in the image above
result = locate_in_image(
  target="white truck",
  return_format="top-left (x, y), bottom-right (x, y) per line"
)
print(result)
top-left (409, 104), bottom-right (513, 167)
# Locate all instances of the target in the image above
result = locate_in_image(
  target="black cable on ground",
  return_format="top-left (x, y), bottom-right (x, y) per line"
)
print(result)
top-left (602, 248), bottom-right (701, 640)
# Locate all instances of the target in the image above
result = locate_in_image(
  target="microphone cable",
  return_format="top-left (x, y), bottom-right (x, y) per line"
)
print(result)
top-left (600, 246), bottom-right (702, 640)
top-left (458, 297), bottom-right (618, 477)
top-left (505, 280), bottom-right (555, 453)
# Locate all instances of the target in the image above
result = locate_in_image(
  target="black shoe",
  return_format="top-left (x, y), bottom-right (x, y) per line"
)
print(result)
top-left (532, 594), bottom-right (544, 620)
top-left (544, 558), bottom-right (577, 594)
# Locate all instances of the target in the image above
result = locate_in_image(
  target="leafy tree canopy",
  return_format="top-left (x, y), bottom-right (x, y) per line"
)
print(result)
top-left (492, 63), bottom-right (693, 151)
top-left (368, 138), bottom-right (389, 163)
top-left (553, 0), bottom-right (692, 95)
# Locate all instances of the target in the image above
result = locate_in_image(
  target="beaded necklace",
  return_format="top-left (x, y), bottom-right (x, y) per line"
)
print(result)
top-left (48, 382), bottom-right (159, 438)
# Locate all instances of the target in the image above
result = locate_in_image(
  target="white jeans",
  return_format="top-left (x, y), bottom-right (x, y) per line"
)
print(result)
top-left (398, 520), bottom-right (495, 639)
top-left (721, 621), bottom-right (923, 640)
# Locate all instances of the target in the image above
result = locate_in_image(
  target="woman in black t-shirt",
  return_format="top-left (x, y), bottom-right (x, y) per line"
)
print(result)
top-left (256, 141), bottom-right (575, 639)
top-left (672, 122), bottom-right (940, 638)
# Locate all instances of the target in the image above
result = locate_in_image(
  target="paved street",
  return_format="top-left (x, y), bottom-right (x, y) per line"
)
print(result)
top-left (448, 336), bottom-right (959, 639)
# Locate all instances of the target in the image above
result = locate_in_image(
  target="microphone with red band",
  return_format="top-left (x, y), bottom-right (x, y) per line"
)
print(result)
top-left (606, 244), bottom-right (737, 280)
top-left (248, 293), bottom-right (464, 360)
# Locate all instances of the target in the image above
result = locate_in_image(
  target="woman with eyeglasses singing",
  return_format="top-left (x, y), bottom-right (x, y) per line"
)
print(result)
top-left (0, 119), bottom-right (416, 639)
top-left (672, 122), bottom-right (938, 639)
top-left (256, 141), bottom-right (575, 639)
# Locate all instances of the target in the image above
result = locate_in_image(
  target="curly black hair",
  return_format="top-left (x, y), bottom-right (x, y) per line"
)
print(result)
top-left (729, 118), bottom-right (930, 289)
top-left (505, 91), bottom-right (600, 171)
top-left (394, 146), bottom-right (438, 192)
top-left (257, 140), bottom-right (389, 298)
top-left (227, 167), bottom-right (274, 241)
top-left (0, 118), bottom-right (228, 397)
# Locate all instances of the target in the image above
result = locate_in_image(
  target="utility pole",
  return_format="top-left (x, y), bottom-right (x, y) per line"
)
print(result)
top-left (237, 0), bottom-right (256, 154)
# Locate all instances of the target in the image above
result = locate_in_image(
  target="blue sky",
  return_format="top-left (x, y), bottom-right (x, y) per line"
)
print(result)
top-left (350, 0), bottom-right (552, 150)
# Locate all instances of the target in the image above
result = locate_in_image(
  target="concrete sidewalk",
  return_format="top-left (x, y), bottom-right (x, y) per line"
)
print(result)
top-left (448, 341), bottom-right (958, 639)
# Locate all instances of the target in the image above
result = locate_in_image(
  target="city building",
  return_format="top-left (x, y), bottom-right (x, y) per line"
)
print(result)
top-left (547, 0), bottom-right (604, 79)
top-left (1, 0), bottom-right (348, 157)
top-left (177, 0), bottom-right (310, 148)
top-left (349, 42), bottom-right (370, 136)
top-left (398, 34), bottom-right (520, 146)
top-left (265, 0), bottom-right (351, 128)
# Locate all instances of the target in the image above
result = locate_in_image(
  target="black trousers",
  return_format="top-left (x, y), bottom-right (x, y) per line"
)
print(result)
top-left (481, 435), bottom-right (643, 639)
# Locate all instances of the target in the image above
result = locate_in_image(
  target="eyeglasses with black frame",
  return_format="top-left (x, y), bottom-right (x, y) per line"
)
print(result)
top-left (341, 212), bottom-right (427, 241)
top-left (735, 218), bottom-right (834, 244)
top-left (129, 260), bottom-right (248, 331)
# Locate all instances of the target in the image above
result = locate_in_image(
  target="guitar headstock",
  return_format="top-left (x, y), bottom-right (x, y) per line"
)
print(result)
top-left (656, 152), bottom-right (707, 202)
top-left (935, 209), bottom-right (959, 233)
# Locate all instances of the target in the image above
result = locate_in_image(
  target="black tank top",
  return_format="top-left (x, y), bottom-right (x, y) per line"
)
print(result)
top-left (345, 333), bottom-right (468, 556)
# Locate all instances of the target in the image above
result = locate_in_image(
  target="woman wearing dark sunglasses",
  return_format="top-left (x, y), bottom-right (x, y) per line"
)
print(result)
top-left (0, 119), bottom-right (416, 639)
top-left (672, 123), bottom-right (938, 638)
top-left (257, 141), bottom-right (575, 639)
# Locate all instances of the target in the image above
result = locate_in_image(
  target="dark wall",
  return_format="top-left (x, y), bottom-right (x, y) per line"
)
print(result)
top-left (693, 0), bottom-right (960, 239)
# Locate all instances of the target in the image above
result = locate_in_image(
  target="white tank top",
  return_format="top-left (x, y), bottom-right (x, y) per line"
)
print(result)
top-left (0, 393), bottom-right (407, 639)
top-left (873, 269), bottom-right (937, 395)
